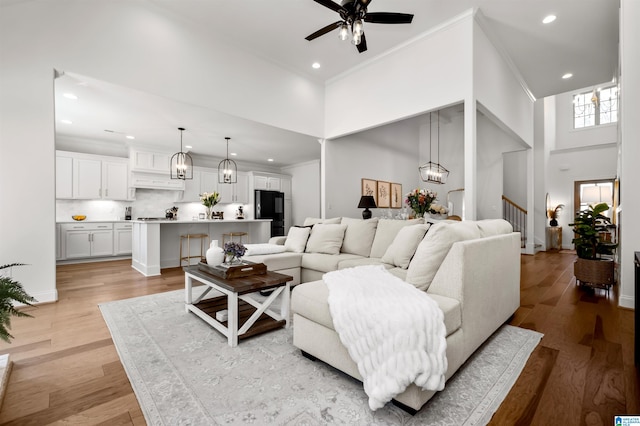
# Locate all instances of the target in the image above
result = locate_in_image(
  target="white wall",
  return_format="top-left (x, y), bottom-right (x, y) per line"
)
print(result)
top-left (324, 12), bottom-right (473, 139)
top-left (503, 151), bottom-right (527, 208)
top-left (325, 120), bottom-right (420, 219)
top-left (281, 160), bottom-right (321, 225)
top-left (618, 0), bottom-right (640, 309)
top-left (0, 1), bottom-right (324, 302)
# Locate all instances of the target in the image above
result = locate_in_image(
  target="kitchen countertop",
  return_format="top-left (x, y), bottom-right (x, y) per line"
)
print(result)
top-left (57, 219), bottom-right (271, 224)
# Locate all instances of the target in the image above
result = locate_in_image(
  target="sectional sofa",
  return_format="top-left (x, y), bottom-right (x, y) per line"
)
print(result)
top-left (244, 217), bottom-right (521, 413)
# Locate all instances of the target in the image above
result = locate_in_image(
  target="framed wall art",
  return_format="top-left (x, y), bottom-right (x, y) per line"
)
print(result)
top-left (391, 183), bottom-right (403, 208)
top-left (377, 181), bottom-right (391, 208)
top-left (361, 178), bottom-right (378, 205)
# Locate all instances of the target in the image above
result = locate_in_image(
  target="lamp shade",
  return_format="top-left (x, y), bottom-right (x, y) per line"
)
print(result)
top-left (358, 195), bottom-right (376, 208)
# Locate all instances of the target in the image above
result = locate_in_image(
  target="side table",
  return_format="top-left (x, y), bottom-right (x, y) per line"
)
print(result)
top-left (546, 226), bottom-right (562, 250)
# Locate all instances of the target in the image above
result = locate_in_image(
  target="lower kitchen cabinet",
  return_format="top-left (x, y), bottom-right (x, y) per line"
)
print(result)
top-left (114, 223), bottom-right (133, 255)
top-left (61, 223), bottom-right (114, 259)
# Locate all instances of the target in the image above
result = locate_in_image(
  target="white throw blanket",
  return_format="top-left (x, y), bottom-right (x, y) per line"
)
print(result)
top-left (324, 265), bottom-right (448, 410)
top-left (243, 243), bottom-right (286, 256)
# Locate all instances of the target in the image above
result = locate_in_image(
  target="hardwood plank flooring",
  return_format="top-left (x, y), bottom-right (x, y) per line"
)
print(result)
top-left (0, 253), bottom-right (636, 425)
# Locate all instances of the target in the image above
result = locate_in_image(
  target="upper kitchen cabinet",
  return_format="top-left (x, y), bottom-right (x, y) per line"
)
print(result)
top-left (129, 148), bottom-right (184, 191)
top-left (56, 151), bottom-right (130, 200)
top-left (177, 169), bottom-right (248, 204)
top-left (130, 149), bottom-right (171, 173)
top-left (251, 172), bottom-right (281, 191)
top-left (217, 171), bottom-right (248, 204)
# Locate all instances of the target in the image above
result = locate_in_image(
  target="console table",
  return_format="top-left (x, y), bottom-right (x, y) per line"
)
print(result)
top-left (546, 226), bottom-right (562, 250)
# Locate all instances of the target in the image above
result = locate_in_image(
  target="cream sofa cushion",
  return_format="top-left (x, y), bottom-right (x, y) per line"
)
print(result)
top-left (305, 224), bottom-right (347, 255)
top-left (476, 219), bottom-right (513, 237)
top-left (406, 221), bottom-right (482, 291)
top-left (284, 226), bottom-right (311, 253)
top-left (340, 217), bottom-right (379, 257)
top-left (369, 218), bottom-right (425, 259)
top-left (303, 217), bottom-right (342, 226)
top-left (337, 257), bottom-right (392, 269)
top-left (301, 253), bottom-right (361, 273)
top-left (381, 224), bottom-right (430, 269)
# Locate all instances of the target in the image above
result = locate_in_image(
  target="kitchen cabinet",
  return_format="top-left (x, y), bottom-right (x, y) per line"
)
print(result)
top-left (56, 155), bottom-right (73, 199)
top-left (218, 172), bottom-right (248, 204)
top-left (114, 223), bottom-right (133, 255)
top-left (102, 161), bottom-right (129, 200)
top-left (179, 169), bottom-right (202, 202)
top-left (130, 149), bottom-right (171, 173)
top-left (62, 223), bottom-right (114, 259)
top-left (254, 175), bottom-right (281, 191)
top-left (56, 151), bottom-right (129, 200)
top-left (74, 158), bottom-right (102, 199)
top-left (200, 171), bottom-right (218, 194)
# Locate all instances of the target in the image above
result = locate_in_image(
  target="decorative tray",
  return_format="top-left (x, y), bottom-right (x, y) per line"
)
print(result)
top-left (198, 260), bottom-right (267, 279)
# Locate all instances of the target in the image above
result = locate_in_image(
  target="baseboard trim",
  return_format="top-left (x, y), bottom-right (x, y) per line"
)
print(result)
top-left (618, 294), bottom-right (634, 309)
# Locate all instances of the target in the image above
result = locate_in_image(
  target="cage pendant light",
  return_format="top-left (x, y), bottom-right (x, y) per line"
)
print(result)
top-left (170, 127), bottom-right (193, 180)
top-left (419, 111), bottom-right (449, 184)
top-left (218, 137), bottom-right (237, 184)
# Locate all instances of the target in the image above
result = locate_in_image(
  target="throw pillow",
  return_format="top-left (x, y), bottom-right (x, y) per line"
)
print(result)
top-left (305, 224), bottom-right (347, 255)
top-left (406, 221), bottom-right (482, 291)
top-left (284, 226), bottom-right (312, 253)
top-left (369, 218), bottom-right (425, 259)
top-left (381, 224), bottom-right (430, 269)
top-left (340, 217), bottom-right (379, 257)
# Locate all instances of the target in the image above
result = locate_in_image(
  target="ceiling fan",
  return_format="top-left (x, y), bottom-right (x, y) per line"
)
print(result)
top-left (305, 0), bottom-right (414, 53)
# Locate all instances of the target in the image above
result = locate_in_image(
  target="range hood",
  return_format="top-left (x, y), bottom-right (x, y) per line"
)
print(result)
top-left (130, 171), bottom-right (185, 190)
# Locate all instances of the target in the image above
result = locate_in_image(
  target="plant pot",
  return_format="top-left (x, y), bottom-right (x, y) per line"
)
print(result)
top-left (574, 258), bottom-right (614, 288)
top-left (549, 219), bottom-right (558, 227)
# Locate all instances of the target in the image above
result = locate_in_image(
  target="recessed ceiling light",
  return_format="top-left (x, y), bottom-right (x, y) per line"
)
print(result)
top-left (60, 119), bottom-right (73, 124)
top-left (562, 73), bottom-right (573, 79)
top-left (230, 152), bottom-right (237, 156)
top-left (267, 158), bottom-right (274, 162)
top-left (126, 135), bottom-right (135, 140)
top-left (185, 145), bottom-right (192, 149)
top-left (312, 62), bottom-right (321, 69)
top-left (542, 15), bottom-right (556, 24)
top-left (63, 93), bottom-right (78, 100)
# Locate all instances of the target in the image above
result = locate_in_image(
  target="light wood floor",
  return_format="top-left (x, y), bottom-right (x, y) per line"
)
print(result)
top-left (0, 252), bottom-right (637, 425)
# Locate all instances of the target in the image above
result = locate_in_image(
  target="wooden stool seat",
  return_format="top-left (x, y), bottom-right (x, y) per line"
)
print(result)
top-left (180, 233), bottom-right (209, 267)
top-left (222, 232), bottom-right (248, 245)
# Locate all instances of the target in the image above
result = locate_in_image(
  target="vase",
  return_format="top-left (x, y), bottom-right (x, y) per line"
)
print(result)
top-left (205, 207), bottom-right (212, 220)
top-left (206, 240), bottom-right (224, 266)
top-left (223, 254), bottom-right (242, 266)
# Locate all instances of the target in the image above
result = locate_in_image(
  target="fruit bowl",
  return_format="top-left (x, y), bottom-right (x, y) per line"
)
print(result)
top-left (72, 215), bottom-right (86, 221)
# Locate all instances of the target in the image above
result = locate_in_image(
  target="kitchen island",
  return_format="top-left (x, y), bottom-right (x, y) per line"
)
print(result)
top-left (132, 219), bottom-right (272, 276)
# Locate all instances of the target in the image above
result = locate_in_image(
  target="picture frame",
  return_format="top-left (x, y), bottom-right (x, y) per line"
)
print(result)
top-left (391, 183), bottom-right (403, 208)
top-left (361, 178), bottom-right (378, 205)
top-left (377, 181), bottom-right (391, 208)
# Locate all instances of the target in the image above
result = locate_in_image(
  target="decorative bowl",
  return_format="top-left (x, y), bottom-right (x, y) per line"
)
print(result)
top-left (72, 215), bottom-right (86, 221)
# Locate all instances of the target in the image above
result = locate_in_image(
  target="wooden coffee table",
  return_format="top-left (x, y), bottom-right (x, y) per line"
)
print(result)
top-left (183, 266), bottom-right (293, 347)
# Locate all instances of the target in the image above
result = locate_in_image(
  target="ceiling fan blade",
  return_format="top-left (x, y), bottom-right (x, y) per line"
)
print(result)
top-left (311, 0), bottom-right (347, 14)
top-left (356, 32), bottom-right (368, 53)
top-left (364, 12), bottom-right (414, 24)
top-left (357, 0), bottom-right (373, 7)
top-left (305, 21), bottom-right (343, 41)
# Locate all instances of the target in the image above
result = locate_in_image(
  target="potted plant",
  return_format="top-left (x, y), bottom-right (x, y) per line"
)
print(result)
top-left (570, 203), bottom-right (617, 288)
top-left (0, 263), bottom-right (36, 343)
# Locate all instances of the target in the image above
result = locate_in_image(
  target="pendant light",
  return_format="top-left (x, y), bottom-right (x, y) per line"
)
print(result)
top-left (218, 137), bottom-right (237, 184)
top-left (170, 127), bottom-right (193, 180)
top-left (419, 111), bottom-right (449, 184)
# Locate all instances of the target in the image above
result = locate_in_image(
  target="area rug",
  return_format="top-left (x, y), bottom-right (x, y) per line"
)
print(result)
top-left (100, 290), bottom-right (542, 426)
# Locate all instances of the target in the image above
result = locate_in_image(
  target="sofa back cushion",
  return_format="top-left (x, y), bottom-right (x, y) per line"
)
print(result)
top-left (381, 224), bottom-right (430, 269)
top-left (476, 219), bottom-right (513, 237)
top-left (305, 224), bottom-right (347, 255)
top-left (369, 218), bottom-right (425, 259)
top-left (406, 221), bottom-right (482, 291)
top-left (340, 217), bottom-right (379, 257)
top-left (284, 226), bottom-right (312, 253)
top-left (303, 217), bottom-right (342, 226)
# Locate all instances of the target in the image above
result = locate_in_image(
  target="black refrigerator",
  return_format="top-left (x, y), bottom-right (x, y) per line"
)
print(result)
top-left (254, 190), bottom-right (285, 237)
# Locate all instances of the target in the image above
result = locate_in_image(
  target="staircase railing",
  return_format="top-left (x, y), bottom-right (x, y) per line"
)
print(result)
top-left (502, 195), bottom-right (527, 248)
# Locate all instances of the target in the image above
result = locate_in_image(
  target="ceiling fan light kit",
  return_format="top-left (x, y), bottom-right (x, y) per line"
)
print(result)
top-left (419, 111), bottom-right (449, 185)
top-left (218, 137), bottom-right (237, 184)
top-left (170, 127), bottom-right (193, 180)
top-left (306, 0), bottom-right (413, 53)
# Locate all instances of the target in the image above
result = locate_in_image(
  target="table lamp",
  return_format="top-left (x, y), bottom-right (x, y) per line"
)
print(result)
top-left (358, 195), bottom-right (377, 219)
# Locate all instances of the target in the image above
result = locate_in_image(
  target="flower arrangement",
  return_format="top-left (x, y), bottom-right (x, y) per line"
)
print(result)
top-left (405, 188), bottom-right (437, 218)
top-left (200, 191), bottom-right (220, 208)
top-left (547, 203), bottom-right (565, 226)
top-left (429, 203), bottom-right (449, 215)
top-left (223, 242), bottom-right (246, 265)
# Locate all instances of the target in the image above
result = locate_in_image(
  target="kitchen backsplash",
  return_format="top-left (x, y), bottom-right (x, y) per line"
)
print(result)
top-left (56, 189), bottom-right (249, 222)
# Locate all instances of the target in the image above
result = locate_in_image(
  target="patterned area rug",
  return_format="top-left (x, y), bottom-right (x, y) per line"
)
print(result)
top-left (100, 290), bottom-right (542, 426)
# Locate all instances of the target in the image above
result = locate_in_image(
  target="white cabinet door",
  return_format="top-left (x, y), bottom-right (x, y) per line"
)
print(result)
top-left (254, 175), bottom-right (268, 190)
top-left (102, 161), bottom-right (128, 200)
top-left (74, 158), bottom-right (102, 199)
top-left (267, 177), bottom-right (281, 191)
top-left (235, 172), bottom-right (249, 204)
top-left (180, 170), bottom-right (202, 202)
top-left (56, 155), bottom-right (73, 199)
top-left (114, 224), bottom-right (133, 255)
top-left (217, 182), bottom-right (234, 204)
top-left (131, 150), bottom-right (171, 173)
top-left (65, 231), bottom-right (92, 258)
top-left (91, 229), bottom-right (114, 256)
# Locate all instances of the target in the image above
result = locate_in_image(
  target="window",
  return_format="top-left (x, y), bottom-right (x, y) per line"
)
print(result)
top-left (573, 86), bottom-right (618, 129)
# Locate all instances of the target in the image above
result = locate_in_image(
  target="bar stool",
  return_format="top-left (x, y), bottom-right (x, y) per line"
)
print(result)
top-left (179, 233), bottom-right (209, 267)
top-left (222, 232), bottom-right (249, 245)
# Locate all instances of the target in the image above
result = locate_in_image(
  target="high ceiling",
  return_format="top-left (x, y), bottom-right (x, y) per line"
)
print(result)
top-left (51, 0), bottom-right (618, 168)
